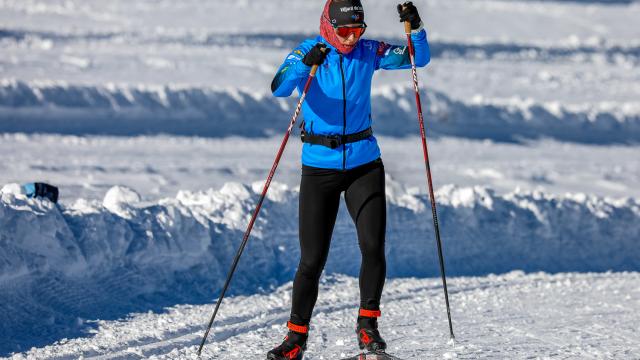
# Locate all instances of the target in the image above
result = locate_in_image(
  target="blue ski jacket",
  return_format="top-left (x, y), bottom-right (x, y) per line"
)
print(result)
top-left (271, 30), bottom-right (430, 170)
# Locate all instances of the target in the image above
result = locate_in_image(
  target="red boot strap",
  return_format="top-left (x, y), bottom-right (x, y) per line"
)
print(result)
top-left (359, 309), bottom-right (381, 318)
top-left (287, 321), bottom-right (308, 334)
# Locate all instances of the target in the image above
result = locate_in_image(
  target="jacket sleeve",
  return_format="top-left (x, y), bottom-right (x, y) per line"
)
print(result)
top-left (271, 44), bottom-right (314, 97)
top-left (375, 29), bottom-right (430, 71)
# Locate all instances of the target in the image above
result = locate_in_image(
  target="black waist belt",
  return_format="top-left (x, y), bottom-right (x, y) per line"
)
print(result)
top-left (301, 127), bottom-right (373, 149)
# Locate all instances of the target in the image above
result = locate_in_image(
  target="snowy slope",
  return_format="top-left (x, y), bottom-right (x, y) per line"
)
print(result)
top-left (2, 0), bottom-right (640, 357)
top-left (1, 182), bottom-right (639, 355)
top-left (2, 134), bottom-right (640, 203)
top-left (2, 0), bottom-right (640, 142)
top-left (1, 81), bottom-right (639, 143)
top-left (6, 272), bottom-right (640, 359)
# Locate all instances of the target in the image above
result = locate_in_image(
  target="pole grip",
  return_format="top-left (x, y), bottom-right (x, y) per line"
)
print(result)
top-left (309, 46), bottom-right (328, 77)
top-left (404, 21), bottom-right (412, 35)
top-left (310, 64), bottom-right (319, 77)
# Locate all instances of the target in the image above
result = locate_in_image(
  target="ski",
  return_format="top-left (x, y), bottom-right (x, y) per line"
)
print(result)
top-left (340, 351), bottom-right (405, 360)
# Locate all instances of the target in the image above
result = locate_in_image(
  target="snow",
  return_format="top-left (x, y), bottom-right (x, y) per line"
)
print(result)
top-left (2, 80), bottom-right (640, 143)
top-left (1, 0), bottom-right (640, 357)
top-left (2, 134), bottom-right (639, 203)
top-left (1, 183), bottom-right (639, 355)
top-left (0, 183), bottom-right (26, 197)
top-left (6, 272), bottom-right (639, 359)
top-left (103, 186), bottom-right (141, 219)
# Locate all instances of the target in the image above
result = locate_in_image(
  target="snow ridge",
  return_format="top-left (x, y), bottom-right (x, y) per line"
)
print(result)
top-left (1, 181), bottom-right (639, 354)
top-left (3, 28), bottom-right (639, 64)
top-left (1, 80), bottom-right (639, 143)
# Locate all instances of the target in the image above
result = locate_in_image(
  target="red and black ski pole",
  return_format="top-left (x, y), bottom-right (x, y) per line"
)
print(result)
top-left (196, 62), bottom-right (322, 356)
top-left (403, 20), bottom-right (455, 341)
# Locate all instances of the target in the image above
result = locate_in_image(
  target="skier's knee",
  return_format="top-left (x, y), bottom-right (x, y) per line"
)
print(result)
top-left (359, 240), bottom-right (385, 261)
top-left (297, 259), bottom-right (324, 280)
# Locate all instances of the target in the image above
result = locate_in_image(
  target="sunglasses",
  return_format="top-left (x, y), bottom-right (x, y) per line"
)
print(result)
top-left (334, 23), bottom-right (367, 38)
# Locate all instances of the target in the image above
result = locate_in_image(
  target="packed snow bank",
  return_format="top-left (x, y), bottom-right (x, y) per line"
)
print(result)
top-left (1, 181), bottom-right (639, 354)
top-left (1, 80), bottom-right (639, 143)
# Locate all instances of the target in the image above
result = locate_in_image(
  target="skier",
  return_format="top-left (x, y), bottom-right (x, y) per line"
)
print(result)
top-left (267, 0), bottom-right (429, 359)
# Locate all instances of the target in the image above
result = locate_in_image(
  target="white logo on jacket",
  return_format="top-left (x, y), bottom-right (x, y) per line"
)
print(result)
top-left (393, 47), bottom-right (407, 55)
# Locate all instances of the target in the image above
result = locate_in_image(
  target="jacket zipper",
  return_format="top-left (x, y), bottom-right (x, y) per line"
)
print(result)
top-left (339, 54), bottom-right (347, 170)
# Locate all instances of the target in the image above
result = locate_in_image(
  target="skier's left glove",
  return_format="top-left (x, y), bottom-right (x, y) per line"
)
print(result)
top-left (397, 2), bottom-right (423, 32)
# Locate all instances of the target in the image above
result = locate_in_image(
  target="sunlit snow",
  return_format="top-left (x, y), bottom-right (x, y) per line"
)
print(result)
top-left (1, 0), bottom-right (639, 358)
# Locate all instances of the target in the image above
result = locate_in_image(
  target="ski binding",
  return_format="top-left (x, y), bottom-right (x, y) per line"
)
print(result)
top-left (340, 351), bottom-right (404, 360)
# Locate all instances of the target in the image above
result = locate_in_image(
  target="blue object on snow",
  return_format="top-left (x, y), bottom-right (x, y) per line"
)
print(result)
top-left (22, 183), bottom-right (37, 197)
top-left (22, 182), bottom-right (59, 203)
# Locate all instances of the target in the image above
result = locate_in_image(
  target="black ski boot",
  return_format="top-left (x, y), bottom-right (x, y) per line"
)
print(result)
top-left (267, 321), bottom-right (308, 360)
top-left (356, 309), bottom-right (386, 353)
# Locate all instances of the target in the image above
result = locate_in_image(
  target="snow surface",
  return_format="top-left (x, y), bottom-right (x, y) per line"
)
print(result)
top-left (6, 272), bottom-right (640, 359)
top-left (2, 134), bottom-right (640, 203)
top-left (1, 183), bottom-right (639, 355)
top-left (2, 0), bottom-right (640, 357)
top-left (2, 80), bottom-right (639, 143)
top-left (2, 0), bottom-right (640, 142)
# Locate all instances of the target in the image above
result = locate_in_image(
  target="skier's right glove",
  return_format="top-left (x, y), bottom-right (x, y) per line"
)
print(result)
top-left (302, 43), bottom-right (330, 66)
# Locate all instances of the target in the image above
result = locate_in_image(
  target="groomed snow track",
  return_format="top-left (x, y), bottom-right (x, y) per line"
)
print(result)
top-left (6, 272), bottom-right (640, 359)
top-left (1, 182), bottom-right (639, 355)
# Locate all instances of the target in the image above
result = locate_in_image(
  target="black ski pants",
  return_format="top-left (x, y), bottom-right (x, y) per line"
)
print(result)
top-left (290, 158), bottom-right (387, 325)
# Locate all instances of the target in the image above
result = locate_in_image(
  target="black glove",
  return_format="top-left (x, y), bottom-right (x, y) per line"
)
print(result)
top-left (302, 43), bottom-right (330, 66)
top-left (397, 1), bottom-right (422, 30)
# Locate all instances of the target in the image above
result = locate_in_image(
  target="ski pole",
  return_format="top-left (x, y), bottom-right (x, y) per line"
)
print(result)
top-left (403, 19), bottom-right (455, 341)
top-left (196, 62), bottom-right (322, 356)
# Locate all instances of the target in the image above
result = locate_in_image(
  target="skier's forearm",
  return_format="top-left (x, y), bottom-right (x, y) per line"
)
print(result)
top-left (271, 60), bottom-right (312, 97)
top-left (377, 29), bottom-right (430, 70)
top-left (411, 29), bottom-right (430, 67)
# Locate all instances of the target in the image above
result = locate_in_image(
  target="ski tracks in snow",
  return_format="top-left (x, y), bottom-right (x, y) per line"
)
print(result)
top-left (10, 272), bottom-right (639, 360)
